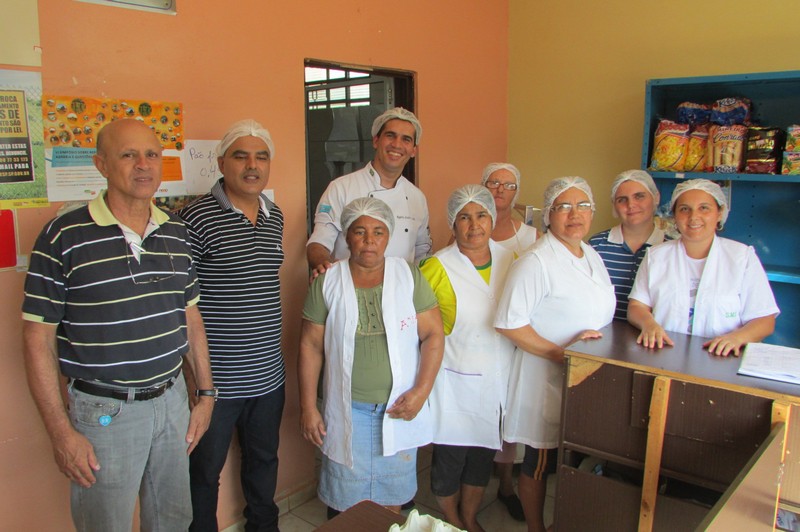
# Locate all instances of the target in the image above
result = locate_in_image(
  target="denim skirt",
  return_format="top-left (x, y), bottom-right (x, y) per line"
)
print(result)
top-left (318, 401), bottom-right (417, 511)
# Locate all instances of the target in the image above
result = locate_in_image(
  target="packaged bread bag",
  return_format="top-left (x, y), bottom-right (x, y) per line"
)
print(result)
top-left (711, 97), bottom-right (751, 125)
top-left (707, 125), bottom-right (747, 173)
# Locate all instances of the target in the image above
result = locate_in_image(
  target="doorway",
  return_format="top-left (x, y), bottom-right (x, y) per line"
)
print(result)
top-left (304, 59), bottom-right (415, 234)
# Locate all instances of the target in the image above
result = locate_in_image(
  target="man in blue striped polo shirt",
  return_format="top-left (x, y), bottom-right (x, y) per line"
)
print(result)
top-left (589, 169), bottom-right (670, 320)
top-left (178, 119), bottom-right (285, 532)
top-left (22, 118), bottom-right (215, 531)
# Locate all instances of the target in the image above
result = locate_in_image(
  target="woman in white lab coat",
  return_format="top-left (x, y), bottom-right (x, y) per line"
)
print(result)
top-left (420, 185), bottom-right (516, 531)
top-left (298, 197), bottom-right (444, 515)
top-left (495, 176), bottom-right (616, 532)
top-left (628, 178), bottom-right (779, 356)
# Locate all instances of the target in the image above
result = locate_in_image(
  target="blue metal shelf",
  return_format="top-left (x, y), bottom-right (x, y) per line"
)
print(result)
top-left (650, 172), bottom-right (800, 184)
top-left (642, 71), bottom-right (800, 347)
top-left (766, 266), bottom-right (800, 285)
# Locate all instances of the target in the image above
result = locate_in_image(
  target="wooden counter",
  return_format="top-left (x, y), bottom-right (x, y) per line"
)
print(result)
top-left (556, 321), bottom-right (800, 531)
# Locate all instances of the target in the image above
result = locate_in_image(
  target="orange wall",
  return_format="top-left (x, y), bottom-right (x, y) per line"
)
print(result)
top-left (0, 0), bottom-right (508, 529)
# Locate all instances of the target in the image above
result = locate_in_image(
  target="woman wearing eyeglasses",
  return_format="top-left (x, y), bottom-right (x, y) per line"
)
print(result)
top-left (495, 176), bottom-right (615, 532)
top-left (628, 179), bottom-right (779, 357)
top-left (480, 163), bottom-right (538, 256)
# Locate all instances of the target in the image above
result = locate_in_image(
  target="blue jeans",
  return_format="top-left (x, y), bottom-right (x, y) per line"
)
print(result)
top-left (68, 375), bottom-right (191, 532)
top-left (189, 385), bottom-right (285, 532)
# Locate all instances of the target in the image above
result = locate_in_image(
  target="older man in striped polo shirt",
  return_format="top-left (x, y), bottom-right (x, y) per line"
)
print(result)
top-left (22, 118), bottom-right (215, 531)
top-left (178, 119), bottom-right (285, 532)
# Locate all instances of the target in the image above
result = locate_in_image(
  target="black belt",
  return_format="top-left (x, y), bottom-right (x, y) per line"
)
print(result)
top-left (72, 378), bottom-right (175, 401)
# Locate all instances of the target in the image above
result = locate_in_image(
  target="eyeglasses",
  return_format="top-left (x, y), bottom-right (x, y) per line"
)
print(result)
top-left (485, 181), bottom-right (518, 191)
top-left (551, 201), bottom-right (594, 214)
top-left (124, 237), bottom-right (176, 285)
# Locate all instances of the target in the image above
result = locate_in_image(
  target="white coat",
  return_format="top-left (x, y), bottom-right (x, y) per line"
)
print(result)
top-left (319, 257), bottom-right (433, 468)
top-left (308, 162), bottom-right (431, 263)
top-left (428, 241), bottom-right (516, 449)
top-left (630, 236), bottom-right (779, 338)
top-left (495, 232), bottom-right (616, 448)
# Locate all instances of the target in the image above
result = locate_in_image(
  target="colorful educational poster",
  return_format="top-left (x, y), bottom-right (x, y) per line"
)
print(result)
top-left (0, 69), bottom-right (47, 209)
top-left (42, 95), bottom-right (184, 201)
top-left (43, 96), bottom-right (183, 150)
top-left (45, 146), bottom-right (186, 202)
top-left (0, 210), bottom-right (17, 269)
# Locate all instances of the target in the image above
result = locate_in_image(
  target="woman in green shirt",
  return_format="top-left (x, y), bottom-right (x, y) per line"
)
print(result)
top-left (298, 197), bottom-right (444, 516)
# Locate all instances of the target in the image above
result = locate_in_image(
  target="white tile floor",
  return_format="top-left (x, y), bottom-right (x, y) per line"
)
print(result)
top-left (272, 445), bottom-right (555, 531)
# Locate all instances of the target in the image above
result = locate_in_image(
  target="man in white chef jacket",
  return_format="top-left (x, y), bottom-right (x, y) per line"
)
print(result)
top-left (306, 107), bottom-right (432, 272)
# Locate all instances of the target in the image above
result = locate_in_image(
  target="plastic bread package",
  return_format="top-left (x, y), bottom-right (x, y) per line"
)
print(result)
top-left (650, 120), bottom-right (690, 171)
top-left (707, 124), bottom-right (747, 173)
top-left (711, 97), bottom-right (751, 125)
top-left (745, 127), bottom-right (784, 174)
top-left (676, 102), bottom-right (711, 125)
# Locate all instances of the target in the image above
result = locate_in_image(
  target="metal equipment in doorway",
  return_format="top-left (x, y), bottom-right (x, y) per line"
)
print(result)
top-left (304, 60), bottom-right (415, 234)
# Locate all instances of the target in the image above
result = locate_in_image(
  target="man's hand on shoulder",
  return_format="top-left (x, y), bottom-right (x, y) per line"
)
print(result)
top-left (309, 260), bottom-right (335, 283)
top-left (306, 242), bottom-right (337, 283)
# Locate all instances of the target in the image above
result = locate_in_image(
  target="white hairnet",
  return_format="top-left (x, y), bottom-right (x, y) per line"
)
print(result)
top-left (610, 169), bottom-right (660, 218)
top-left (341, 196), bottom-right (395, 236)
top-left (542, 176), bottom-right (595, 228)
top-left (371, 107), bottom-right (422, 145)
top-left (216, 119), bottom-right (275, 159)
top-left (481, 162), bottom-right (521, 204)
top-left (447, 184), bottom-right (497, 229)
top-left (669, 178), bottom-right (729, 227)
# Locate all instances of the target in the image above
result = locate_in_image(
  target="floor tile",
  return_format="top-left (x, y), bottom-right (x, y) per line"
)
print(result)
top-left (290, 496), bottom-right (329, 527)
top-left (477, 499), bottom-right (528, 531)
top-left (277, 512), bottom-right (317, 532)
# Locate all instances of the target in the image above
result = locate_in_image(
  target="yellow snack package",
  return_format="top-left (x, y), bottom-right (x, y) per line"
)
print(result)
top-left (650, 120), bottom-right (690, 171)
top-left (684, 124), bottom-right (709, 172)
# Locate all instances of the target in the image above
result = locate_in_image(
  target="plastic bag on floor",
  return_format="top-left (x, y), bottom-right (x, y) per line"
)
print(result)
top-left (389, 509), bottom-right (466, 532)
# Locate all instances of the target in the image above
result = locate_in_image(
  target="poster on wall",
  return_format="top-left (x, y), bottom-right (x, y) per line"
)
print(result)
top-left (0, 69), bottom-right (47, 209)
top-left (42, 95), bottom-right (186, 201)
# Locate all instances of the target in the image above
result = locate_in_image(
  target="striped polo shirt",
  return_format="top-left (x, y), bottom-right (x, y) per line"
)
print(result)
top-left (22, 193), bottom-right (200, 387)
top-left (588, 224), bottom-right (668, 321)
top-left (178, 180), bottom-right (285, 399)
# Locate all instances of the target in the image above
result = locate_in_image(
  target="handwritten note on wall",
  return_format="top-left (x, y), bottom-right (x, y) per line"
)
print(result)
top-left (183, 140), bottom-right (220, 195)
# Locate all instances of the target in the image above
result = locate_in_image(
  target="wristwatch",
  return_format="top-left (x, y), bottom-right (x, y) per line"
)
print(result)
top-left (195, 388), bottom-right (219, 401)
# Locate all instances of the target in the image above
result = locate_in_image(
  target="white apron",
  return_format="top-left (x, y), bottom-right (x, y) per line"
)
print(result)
top-left (429, 241), bottom-right (516, 449)
top-left (320, 257), bottom-right (433, 467)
